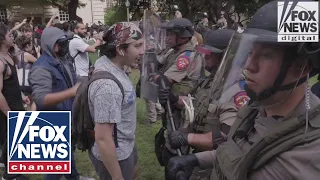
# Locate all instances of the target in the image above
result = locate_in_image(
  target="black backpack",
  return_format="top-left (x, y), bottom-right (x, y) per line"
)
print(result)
top-left (72, 71), bottom-right (124, 151)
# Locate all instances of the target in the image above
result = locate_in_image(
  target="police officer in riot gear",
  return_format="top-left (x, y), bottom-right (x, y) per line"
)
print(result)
top-left (153, 18), bottom-right (204, 180)
top-left (167, 0), bottom-right (320, 179)
top-left (163, 29), bottom-right (250, 180)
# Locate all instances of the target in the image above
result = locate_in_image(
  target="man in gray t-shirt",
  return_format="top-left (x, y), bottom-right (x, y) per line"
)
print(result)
top-left (89, 56), bottom-right (136, 161)
top-left (88, 56), bottom-right (138, 180)
top-left (87, 22), bottom-right (144, 180)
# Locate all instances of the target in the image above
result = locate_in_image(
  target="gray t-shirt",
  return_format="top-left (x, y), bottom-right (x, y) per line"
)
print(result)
top-left (69, 34), bottom-right (89, 77)
top-left (88, 56), bottom-right (136, 161)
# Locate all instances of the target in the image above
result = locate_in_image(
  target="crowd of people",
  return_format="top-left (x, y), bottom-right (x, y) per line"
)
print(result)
top-left (0, 0), bottom-right (320, 180)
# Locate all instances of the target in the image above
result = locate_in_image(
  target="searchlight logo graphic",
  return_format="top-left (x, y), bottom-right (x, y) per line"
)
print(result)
top-left (278, 1), bottom-right (319, 42)
top-left (7, 111), bottom-right (71, 174)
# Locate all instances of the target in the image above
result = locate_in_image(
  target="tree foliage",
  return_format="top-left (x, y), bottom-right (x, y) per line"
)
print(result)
top-left (112, 0), bottom-right (274, 27)
top-left (104, 6), bottom-right (127, 25)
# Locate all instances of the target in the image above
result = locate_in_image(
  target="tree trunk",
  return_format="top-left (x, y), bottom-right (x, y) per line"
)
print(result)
top-left (223, 0), bottom-right (234, 28)
top-left (68, 0), bottom-right (80, 21)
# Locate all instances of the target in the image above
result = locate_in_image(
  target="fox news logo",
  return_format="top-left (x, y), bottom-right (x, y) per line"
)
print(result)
top-left (7, 111), bottom-right (71, 174)
top-left (278, 1), bottom-right (319, 42)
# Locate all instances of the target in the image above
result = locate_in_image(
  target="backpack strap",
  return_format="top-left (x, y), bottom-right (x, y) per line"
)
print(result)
top-left (71, 51), bottom-right (80, 74)
top-left (89, 71), bottom-right (125, 102)
top-left (88, 71), bottom-right (125, 147)
top-left (73, 51), bottom-right (81, 60)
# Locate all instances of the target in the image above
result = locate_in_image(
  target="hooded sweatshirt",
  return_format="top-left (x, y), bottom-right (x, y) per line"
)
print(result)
top-left (29, 27), bottom-right (75, 110)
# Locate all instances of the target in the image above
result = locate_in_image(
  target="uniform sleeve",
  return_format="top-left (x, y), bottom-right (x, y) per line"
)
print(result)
top-left (249, 138), bottom-right (320, 180)
top-left (218, 102), bottom-right (238, 126)
top-left (29, 68), bottom-right (52, 108)
top-left (164, 53), bottom-right (190, 83)
top-left (195, 150), bottom-right (216, 169)
top-left (88, 79), bottom-right (123, 124)
top-left (207, 101), bottom-right (238, 127)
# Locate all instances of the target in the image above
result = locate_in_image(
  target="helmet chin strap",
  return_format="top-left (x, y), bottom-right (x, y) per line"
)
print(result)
top-left (245, 76), bottom-right (307, 101)
top-left (244, 49), bottom-right (301, 102)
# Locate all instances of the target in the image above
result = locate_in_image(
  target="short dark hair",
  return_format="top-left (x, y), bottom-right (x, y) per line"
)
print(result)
top-left (100, 44), bottom-right (129, 59)
top-left (15, 35), bottom-right (32, 50)
top-left (73, 22), bottom-right (84, 32)
top-left (62, 22), bottom-right (70, 31)
top-left (0, 23), bottom-right (8, 47)
top-left (22, 24), bottom-right (33, 32)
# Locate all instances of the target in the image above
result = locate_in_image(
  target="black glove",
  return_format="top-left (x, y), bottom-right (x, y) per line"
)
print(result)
top-left (168, 130), bottom-right (189, 149)
top-left (167, 154), bottom-right (199, 180)
top-left (158, 89), bottom-right (179, 106)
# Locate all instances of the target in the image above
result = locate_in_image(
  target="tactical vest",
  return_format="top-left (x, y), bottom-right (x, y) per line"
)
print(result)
top-left (211, 105), bottom-right (320, 180)
top-left (192, 76), bottom-right (217, 134)
top-left (159, 42), bottom-right (198, 96)
top-left (192, 78), bottom-right (245, 135)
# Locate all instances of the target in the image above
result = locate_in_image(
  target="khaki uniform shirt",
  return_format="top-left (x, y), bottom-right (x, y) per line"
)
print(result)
top-left (198, 80), bottom-right (249, 133)
top-left (197, 93), bottom-right (320, 180)
top-left (164, 50), bottom-right (203, 84)
top-left (161, 43), bottom-right (204, 96)
top-left (162, 43), bottom-right (204, 153)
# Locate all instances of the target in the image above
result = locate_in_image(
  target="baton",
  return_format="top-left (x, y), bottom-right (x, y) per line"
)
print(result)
top-left (160, 79), bottom-right (182, 156)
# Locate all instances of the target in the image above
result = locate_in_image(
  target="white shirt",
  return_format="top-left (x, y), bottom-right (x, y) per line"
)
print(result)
top-left (69, 34), bottom-right (90, 77)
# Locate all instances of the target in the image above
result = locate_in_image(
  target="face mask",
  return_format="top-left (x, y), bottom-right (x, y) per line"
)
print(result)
top-left (56, 40), bottom-right (69, 57)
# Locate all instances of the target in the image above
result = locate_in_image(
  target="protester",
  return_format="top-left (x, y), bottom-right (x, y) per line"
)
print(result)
top-left (87, 22), bottom-right (144, 180)
top-left (0, 23), bottom-right (29, 180)
top-left (28, 27), bottom-right (94, 180)
top-left (14, 35), bottom-right (37, 110)
top-left (69, 21), bottom-right (103, 80)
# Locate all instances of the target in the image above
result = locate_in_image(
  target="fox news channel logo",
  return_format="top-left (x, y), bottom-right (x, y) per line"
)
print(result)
top-left (278, 1), bottom-right (319, 42)
top-left (7, 111), bottom-right (71, 174)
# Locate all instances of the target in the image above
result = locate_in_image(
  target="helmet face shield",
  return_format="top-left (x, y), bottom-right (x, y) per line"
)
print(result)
top-left (212, 31), bottom-right (312, 106)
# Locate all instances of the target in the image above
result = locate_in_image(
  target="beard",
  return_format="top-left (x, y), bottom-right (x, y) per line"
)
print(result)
top-left (78, 32), bottom-right (86, 38)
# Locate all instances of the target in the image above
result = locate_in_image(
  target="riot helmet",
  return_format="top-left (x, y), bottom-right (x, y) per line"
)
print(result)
top-left (173, 5), bottom-right (179, 11)
top-left (211, 0), bottom-right (320, 107)
top-left (160, 18), bottom-right (194, 38)
top-left (203, 12), bottom-right (208, 18)
top-left (196, 29), bottom-right (235, 72)
top-left (160, 18), bottom-right (194, 48)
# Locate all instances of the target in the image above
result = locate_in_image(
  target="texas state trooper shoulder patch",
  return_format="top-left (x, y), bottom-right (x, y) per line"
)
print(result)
top-left (176, 55), bottom-right (190, 70)
top-left (234, 91), bottom-right (250, 107)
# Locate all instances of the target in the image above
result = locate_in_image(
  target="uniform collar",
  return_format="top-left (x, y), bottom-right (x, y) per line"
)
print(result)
top-left (258, 93), bottom-right (320, 121)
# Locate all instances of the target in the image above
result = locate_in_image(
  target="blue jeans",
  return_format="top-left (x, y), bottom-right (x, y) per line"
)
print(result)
top-left (44, 147), bottom-right (79, 180)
